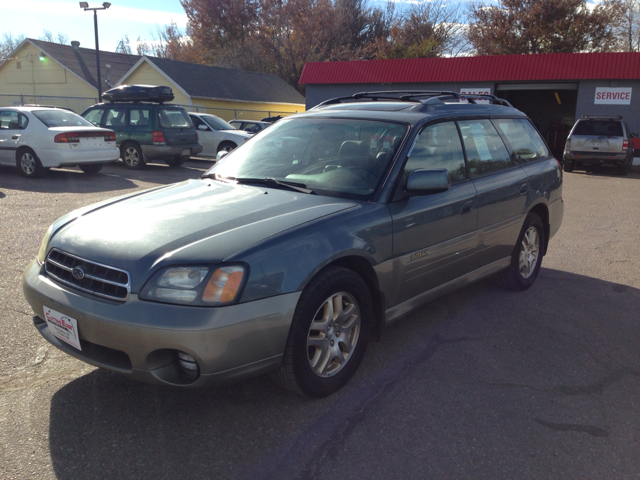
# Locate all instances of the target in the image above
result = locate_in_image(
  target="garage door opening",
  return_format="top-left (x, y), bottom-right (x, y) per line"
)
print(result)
top-left (498, 84), bottom-right (578, 159)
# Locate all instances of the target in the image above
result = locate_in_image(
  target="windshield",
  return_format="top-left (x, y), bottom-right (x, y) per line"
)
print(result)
top-left (158, 108), bottom-right (193, 128)
top-left (201, 115), bottom-right (235, 130)
top-left (206, 117), bottom-right (408, 200)
top-left (33, 109), bottom-right (94, 128)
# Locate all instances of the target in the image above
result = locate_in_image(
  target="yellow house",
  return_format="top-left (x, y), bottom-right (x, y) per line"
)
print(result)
top-left (0, 39), bottom-right (306, 120)
top-left (117, 56), bottom-right (305, 121)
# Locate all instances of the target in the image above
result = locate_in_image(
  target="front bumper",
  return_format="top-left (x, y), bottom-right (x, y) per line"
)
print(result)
top-left (23, 259), bottom-right (299, 387)
top-left (140, 143), bottom-right (203, 161)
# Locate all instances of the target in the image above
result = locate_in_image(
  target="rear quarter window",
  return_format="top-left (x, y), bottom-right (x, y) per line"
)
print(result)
top-left (158, 108), bottom-right (193, 128)
top-left (493, 118), bottom-right (550, 163)
top-left (573, 120), bottom-right (623, 136)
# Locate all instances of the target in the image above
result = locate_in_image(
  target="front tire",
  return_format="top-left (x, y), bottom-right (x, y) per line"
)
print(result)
top-left (500, 212), bottom-right (545, 291)
top-left (218, 141), bottom-right (237, 154)
top-left (16, 148), bottom-right (45, 178)
top-left (79, 163), bottom-right (103, 174)
top-left (121, 143), bottom-right (145, 169)
top-left (270, 266), bottom-right (373, 397)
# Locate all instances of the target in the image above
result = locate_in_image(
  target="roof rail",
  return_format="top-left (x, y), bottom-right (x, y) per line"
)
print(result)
top-left (315, 90), bottom-right (512, 108)
top-left (581, 114), bottom-right (623, 119)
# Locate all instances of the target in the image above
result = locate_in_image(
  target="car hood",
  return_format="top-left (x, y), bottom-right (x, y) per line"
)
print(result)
top-left (49, 179), bottom-right (357, 289)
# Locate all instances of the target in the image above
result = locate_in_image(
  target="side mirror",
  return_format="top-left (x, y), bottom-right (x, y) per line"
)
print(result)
top-left (198, 124), bottom-right (209, 131)
top-left (631, 132), bottom-right (638, 138)
top-left (216, 150), bottom-right (230, 161)
top-left (406, 169), bottom-right (450, 195)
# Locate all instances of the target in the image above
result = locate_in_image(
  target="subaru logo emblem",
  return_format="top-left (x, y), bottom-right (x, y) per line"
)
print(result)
top-left (72, 267), bottom-right (85, 280)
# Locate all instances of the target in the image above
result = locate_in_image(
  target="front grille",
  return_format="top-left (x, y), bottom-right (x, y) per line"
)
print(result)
top-left (45, 249), bottom-right (130, 301)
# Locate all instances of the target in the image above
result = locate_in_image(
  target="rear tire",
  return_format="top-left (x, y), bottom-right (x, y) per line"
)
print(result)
top-left (121, 143), bottom-right (145, 169)
top-left (618, 155), bottom-right (632, 176)
top-left (270, 266), bottom-right (373, 397)
top-left (165, 156), bottom-right (186, 168)
top-left (79, 164), bottom-right (103, 174)
top-left (563, 160), bottom-right (574, 173)
top-left (16, 148), bottom-right (45, 178)
top-left (500, 212), bottom-right (545, 291)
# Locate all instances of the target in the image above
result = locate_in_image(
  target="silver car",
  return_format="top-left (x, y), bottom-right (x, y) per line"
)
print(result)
top-left (563, 115), bottom-right (635, 175)
top-left (23, 91), bottom-right (564, 397)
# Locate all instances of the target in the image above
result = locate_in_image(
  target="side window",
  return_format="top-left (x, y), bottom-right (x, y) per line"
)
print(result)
top-left (0, 111), bottom-right (21, 130)
top-left (246, 123), bottom-right (261, 133)
top-left (405, 121), bottom-right (466, 183)
top-left (104, 108), bottom-right (127, 127)
top-left (458, 119), bottom-right (513, 177)
top-left (190, 116), bottom-right (206, 129)
top-left (130, 109), bottom-right (150, 127)
top-left (492, 118), bottom-right (550, 163)
top-left (83, 108), bottom-right (104, 127)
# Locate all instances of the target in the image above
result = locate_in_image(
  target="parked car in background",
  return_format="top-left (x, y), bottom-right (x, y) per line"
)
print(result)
top-left (0, 106), bottom-right (119, 178)
top-left (23, 91), bottom-right (563, 397)
top-left (188, 113), bottom-right (252, 158)
top-left (81, 85), bottom-right (202, 169)
top-left (229, 119), bottom-right (271, 134)
top-left (563, 115), bottom-right (635, 175)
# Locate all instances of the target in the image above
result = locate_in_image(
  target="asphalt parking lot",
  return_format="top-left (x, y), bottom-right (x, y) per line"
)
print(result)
top-left (1, 160), bottom-right (639, 479)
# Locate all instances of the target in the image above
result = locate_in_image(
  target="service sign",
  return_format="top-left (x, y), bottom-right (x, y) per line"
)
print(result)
top-left (460, 88), bottom-right (492, 104)
top-left (594, 88), bottom-right (632, 105)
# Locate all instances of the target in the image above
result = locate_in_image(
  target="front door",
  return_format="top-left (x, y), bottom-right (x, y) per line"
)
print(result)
top-left (388, 121), bottom-right (478, 308)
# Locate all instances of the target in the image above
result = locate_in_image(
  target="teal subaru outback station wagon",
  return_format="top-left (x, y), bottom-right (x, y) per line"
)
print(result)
top-left (23, 91), bottom-right (564, 397)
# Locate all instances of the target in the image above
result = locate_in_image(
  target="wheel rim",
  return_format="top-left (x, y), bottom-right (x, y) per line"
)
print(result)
top-left (519, 226), bottom-right (540, 279)
top-left (20, 152), bottom-right (36, 175)
top-left (222, 144), bottom-right (234, 152)
top-left (123, 147), bottom-right (139, 166)
top-left (306, 292), bottom-right (361, 377)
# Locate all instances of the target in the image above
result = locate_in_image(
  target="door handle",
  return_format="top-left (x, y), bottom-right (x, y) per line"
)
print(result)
top-left (519, 183), bottom-right (528, 195)
top-left (460, 201), bottom-right (473, 215)
top-left (11, 135), bottom-right (20, 139)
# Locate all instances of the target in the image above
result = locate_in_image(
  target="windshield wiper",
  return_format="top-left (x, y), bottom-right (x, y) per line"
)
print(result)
top-left (235, 177), bottom-right (315, 194)
top-left (201, 173), bottom-right (315, 194)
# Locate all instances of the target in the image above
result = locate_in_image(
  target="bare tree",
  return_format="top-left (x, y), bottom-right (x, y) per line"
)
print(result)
top-left (0, 32), bottom-right (25, 61)
top-left (39, 30), bottom-right (69, 44)
top-left (615, 0), bottom-right (640, 51)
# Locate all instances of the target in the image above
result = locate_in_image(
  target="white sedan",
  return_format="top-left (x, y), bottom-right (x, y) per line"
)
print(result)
top-left (188, 113), bottom-right (252, 158)
top-left (0, 106), bottom-right (120, 178)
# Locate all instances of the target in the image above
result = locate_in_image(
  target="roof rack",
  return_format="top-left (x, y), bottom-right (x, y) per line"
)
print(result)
top-left (315, 90), bottom-right (513, 108)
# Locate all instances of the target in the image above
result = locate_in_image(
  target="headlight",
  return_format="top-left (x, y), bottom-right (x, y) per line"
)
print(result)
top-left (37, 224), bottom-right (54, 265)
top-left (139, 265), bottom-right (247, 306)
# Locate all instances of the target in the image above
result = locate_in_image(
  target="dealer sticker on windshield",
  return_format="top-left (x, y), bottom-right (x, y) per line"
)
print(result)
top-left (43, 306), bottom-right (82, 351)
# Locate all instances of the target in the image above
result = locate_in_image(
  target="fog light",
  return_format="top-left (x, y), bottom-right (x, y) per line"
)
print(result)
top-left (177, 351), bottom-right (199, 379)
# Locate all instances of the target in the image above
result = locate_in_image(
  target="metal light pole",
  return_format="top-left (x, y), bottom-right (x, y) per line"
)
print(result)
top-left (80, 2), bottom-right (111, 102)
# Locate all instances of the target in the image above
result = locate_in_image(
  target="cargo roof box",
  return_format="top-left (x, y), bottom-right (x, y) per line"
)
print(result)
top-left (103, 85), bottom-right (175, 103)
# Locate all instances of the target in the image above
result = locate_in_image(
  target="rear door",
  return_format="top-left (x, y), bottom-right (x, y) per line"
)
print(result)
top-left (458, 119), bottom-right (529, 269)
top-left (0, 110), bottom-right (25, 165)
top-left (389, 121), bottom-right (478, 306)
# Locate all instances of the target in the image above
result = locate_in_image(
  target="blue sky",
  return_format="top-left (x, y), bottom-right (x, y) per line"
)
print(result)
top-left (1, 0), bottom-right (189, 52)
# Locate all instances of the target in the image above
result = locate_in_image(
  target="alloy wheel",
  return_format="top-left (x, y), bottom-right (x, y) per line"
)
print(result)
top-left (519, 226), bottom-right (540, 278)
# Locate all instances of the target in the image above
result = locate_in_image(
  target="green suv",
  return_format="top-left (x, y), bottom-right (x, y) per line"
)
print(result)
top-left (81, 102), bottom-right (202, 169)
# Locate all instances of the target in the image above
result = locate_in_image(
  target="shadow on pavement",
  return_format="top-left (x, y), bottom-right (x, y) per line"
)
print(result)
top-left (47, 268), bottom-right (640, 479)
top-left (0, 159), bottom-right (212, 194)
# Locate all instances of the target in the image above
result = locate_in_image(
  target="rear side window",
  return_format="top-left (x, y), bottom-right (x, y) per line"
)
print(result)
top-left (104, 108), bottom-right (127, 127)
top-left (158, 108), bottom-right (192, 128)
top-left (573, 120), bottom-right (623, 136)
top-left (458, 119), bottom-right (513, 177)
top-left (130, 108), bottom-right (150, 127)
top-left (406, 121), bottom-right (466, 183)
top-left (0, 111), bottom-right (27, 129)
top-left (493, 118), bottom-right (550, 163)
